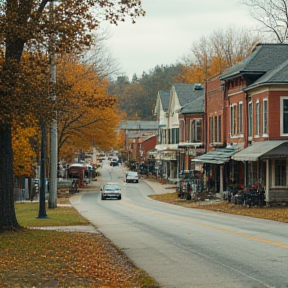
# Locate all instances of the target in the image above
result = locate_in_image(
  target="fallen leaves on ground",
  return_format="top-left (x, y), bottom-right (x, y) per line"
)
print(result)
top-left (150, 192), bottom-right (288, 223)
top-left (0, 229), bottom-right (159, 288)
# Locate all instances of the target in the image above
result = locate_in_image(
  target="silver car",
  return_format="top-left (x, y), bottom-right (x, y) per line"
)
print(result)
top-left (126, 171), bottom-right (139, 183)
top-left (100, 183), bottom-right (121, 200)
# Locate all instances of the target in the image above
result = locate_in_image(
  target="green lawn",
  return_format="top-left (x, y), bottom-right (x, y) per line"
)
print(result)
top-left (15, 202), bottom-right (90, 227)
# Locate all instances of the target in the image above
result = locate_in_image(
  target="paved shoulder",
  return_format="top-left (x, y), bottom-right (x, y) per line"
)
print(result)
top-left (142, 179), bottom-right (177, 195)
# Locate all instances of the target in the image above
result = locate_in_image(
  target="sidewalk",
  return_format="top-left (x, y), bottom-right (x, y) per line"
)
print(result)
top-left (142, 178), bottom-right (177, 195)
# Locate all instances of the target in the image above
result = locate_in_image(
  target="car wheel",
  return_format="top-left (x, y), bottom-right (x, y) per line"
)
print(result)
top-left (118, 195), bottom-right (121, 200)
top-left (101, 195), bottom-right (105, 200)
top-left (136, 180), bottom-right (139, 183)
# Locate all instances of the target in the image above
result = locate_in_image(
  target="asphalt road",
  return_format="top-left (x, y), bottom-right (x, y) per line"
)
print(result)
top-left (71, 161), bottom-right (288, 288)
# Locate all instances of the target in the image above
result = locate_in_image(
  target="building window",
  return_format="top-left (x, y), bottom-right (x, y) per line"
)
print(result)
top-left (274, 159), bottom-right (286, 186)
top-left (213, 117), bottom-right (217, 142)
top-left (190, 119), bottom-right (202, 142)
top-left (238, 102), bottom-right (243, 134)
top-left (171, 128), bottom-right (179, 144)
top-left (248, 102), bottom-right (253, 137)
top-left (256, 101), bottom-right (260, 135)
top-left (281, 97), bottom-right (288, 135)
top-left (195, 119), bottom-right (202, 142)
top-left (179, 120), bottom-right (185, 142)
top-left (217, 116), bottom-right (222, 142)
top-left (230, 104), bottom-right (237, 135)
top-left (263, 99), bottom-right (268, 135)
top-left (209, 117), bottom-right (213, 143)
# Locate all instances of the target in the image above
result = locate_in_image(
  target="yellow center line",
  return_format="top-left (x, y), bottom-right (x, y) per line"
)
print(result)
top-left (120, 199), bottom-right (288, 248)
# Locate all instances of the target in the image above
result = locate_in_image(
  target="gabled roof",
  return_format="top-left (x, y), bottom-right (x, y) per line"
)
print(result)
top-left (119, 120), bottom-right (158, 130)
top-left (220, 43), bottom-right (288, 80)
top-left (158, 91), bottom-right (170, 112)
top-left (173, 83), bottom-right (204, 106)
top-left (245, 59), bottom-right (288, 90)
top-left (180, 95), bottom-right (204, 114)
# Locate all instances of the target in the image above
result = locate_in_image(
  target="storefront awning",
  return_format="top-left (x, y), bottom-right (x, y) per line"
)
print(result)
top-left (178, 142), bottom-right (203, 148)
top-left (192, 147), bottom-right (237, 165)
top-left (232, 140), bottom-right (288, 162)
top-left (155, 144), bottom-right (178, 151)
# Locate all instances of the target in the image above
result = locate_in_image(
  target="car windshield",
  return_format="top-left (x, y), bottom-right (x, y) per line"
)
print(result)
top-left (104, 185), bottom-right (120, 191)
top-left (128, 172), bottom-right (137, 176)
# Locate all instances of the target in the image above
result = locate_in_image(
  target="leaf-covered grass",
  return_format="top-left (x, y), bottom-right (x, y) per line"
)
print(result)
top-left (0, 229), bottom-right (159, 288)
top-left (0, 202), bottom-right (159, 288)
top-left (15, 202), bottom-right (90, 227)
top-left (150, 192), bottom-right (288, 223)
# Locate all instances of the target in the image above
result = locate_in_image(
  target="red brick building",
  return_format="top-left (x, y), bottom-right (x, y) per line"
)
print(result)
top-left (195, 43), bottom-right (288, 203)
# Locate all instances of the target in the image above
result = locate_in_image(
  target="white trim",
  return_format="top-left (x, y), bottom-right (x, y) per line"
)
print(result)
top-left (255, 101), bottom-right (260, 136)
top-left (248, 101), bottom-right (253, 137)
top-left (263, 99), bottom-right (268, 135)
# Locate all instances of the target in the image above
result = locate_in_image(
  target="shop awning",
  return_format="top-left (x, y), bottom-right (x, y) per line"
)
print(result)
top-left (155, 144), bottom-right (178, 151)
top-left (232, 140), bottom-right (288, 161)
top-left (178, 142), bottom-right (203, 148)
top-left (192, 147), bottom-right (237, 165)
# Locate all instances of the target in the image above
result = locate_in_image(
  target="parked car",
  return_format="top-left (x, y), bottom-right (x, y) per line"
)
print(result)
top-left (110, 159), bottom-right (119, 167)
top-left (126, 171), bottom-right (139, 183)
top-left (100, 183), bottom-right (121, 200)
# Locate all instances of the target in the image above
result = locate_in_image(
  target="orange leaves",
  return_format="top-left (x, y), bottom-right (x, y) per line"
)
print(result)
top-left (12, 122), bottom-right (40, 177)
top-left (56, 55), bottom-right (122, 159)
top-left (0, 229), bottom-right (156, 288)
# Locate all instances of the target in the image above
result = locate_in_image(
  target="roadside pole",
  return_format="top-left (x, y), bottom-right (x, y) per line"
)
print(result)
top-left (49, 0), bottom-right (57, 208)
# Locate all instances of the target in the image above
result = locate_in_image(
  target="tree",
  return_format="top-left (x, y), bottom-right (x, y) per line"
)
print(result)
top-left (12, 123), bottom-right (40, 178)
top-left (56, 54), bottom-right (122, 158)
top-left (176, 26), bottom-right (260, 84)
top-left (0, 0), bottom-right (145, 232)
top-left (241, 0), bottom-right (288, 43)
top-left (108, 64), bottom-right (182, 120)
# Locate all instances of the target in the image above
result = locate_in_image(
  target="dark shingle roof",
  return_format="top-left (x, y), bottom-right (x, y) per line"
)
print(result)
top-left (180, 95), bottom-right (205, 114)
top-left (158, 91), bottom-right (170, 112)
top-left (173, 83), bottom-right (204, 106)
top-left (245, 59), bottom-right (288, 90)
top-left (220, 43), bottom-right (288, 80)
top-left (119, 120), bottom-right (158, 130)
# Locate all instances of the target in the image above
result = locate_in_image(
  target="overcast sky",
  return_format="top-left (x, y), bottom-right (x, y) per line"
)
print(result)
top-left (101, 0), bottom-right (258, 80)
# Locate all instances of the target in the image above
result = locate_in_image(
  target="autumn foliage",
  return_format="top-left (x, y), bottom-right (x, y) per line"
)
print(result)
top-left (0, 0), bottom-right (145, 232)
top-left (175, 27), bottom-right (260, 84)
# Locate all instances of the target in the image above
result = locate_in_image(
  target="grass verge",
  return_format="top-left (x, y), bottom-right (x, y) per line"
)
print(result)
top-left (150, 192), bottom-right (288, 223)
top-left (15, 202), bottom-right (90, 227)
top-left (0, 201), bottom-right (159, 288)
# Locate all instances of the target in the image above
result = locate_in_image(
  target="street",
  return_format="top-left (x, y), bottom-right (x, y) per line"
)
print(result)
top-left (70, 160), bottom-right (288, 288)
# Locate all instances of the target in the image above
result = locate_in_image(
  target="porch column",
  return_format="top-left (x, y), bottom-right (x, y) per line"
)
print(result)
top-left (244, 161), bottom-right (247, 188)
top-left (265, 159), bottom-right (270, 204)
top-left (185, 153), bottom-right (189, 171)
top-left (220, 165), bottom-right (224, 194)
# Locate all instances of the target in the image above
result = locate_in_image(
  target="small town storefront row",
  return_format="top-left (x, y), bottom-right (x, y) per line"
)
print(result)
top-left (155, 141), bottom-right (288, 205)
top-left (190, 141), bottom-right (288, 205)
top-left (232, 140), bottom-right (288, 205)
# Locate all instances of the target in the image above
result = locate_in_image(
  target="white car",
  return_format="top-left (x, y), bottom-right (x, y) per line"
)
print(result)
top-left (126, 171), bottom-right (139, 183)
top-left (100, 183), bottom-right (121, 200)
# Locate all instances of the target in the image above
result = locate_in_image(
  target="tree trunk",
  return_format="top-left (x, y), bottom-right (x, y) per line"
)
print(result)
top-left (0, 124), bottom-right (21, 232)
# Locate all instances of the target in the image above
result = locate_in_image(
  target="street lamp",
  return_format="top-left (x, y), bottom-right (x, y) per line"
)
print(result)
top-left (48, 0), bottom-right (58, 208)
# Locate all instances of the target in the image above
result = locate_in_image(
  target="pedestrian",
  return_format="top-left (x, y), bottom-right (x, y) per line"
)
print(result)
top-left (109, 169), bottom-right (112, 180)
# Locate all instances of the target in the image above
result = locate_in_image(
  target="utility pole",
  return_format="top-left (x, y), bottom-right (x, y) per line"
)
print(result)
top-left (49, 0), bottom-right (57, 208)
top-left (38, 121), bottom-right (48, 218)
